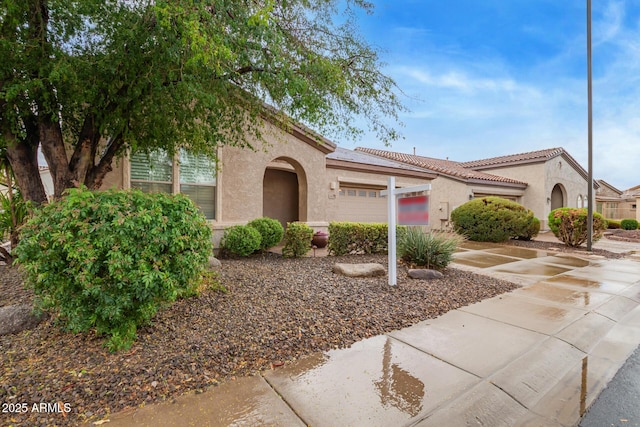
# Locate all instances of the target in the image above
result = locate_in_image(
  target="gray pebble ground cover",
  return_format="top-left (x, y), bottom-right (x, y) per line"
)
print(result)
top-left (0, 238), bottom-right (627, 426)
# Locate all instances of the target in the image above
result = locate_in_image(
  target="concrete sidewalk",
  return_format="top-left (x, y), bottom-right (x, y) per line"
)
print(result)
top-left (105, 242), bottom-right (640, 427)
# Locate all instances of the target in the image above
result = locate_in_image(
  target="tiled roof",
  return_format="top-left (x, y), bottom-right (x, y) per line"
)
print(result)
top-left (328, 147), bottom-right (431, 173)
top-left (596, 179), bottom-right (622, 195)
top-left (622, 184), bottom-right (640, 197)
top-left (355, 147), bottom-right (527, 185)
top-left (460, 147), bottom-right (565, 169)
top-left (460, 146), bottom-right (594, 185)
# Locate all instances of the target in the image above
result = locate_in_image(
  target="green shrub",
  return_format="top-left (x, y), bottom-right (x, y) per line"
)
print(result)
top-left (328, 222), bottom-right (407, 255)
top-left (398, 227), bottom-right (463, 270)
top-left (548, 208), bottom-right (607, 247)
top-left (607, 219), bottom-right (621, 229)
top-left (516, 217), bottom-right (540, 241)
top-left (15, 188), bottom-right (212, 351)
top-left (221, 225), bottom-right (262, 256)
top-left (621, 218), bottom-right (639, 230)
top-left (282, 222), bottom-right (313, 258)
top-left (450, 197), bottom-right (537, 243)
top-left (247, 217), bottom-right (284, 250)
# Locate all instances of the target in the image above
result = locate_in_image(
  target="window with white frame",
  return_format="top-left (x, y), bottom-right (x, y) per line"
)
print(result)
top-left (179, 150), bottom-right (216, 219)
top-left (130, 150), bottom-right (173, 194)
top-left (130, 149), bottom-right (216, 219)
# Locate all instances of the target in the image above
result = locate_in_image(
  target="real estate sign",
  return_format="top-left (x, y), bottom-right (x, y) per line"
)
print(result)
top-left (398, 195), bottom-right (429, 226)
top-left (382, 179), bottom-right (432, 286)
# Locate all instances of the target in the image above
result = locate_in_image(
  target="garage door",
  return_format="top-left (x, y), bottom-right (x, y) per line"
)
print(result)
top-left (337, 187), bottom-right (388, 222)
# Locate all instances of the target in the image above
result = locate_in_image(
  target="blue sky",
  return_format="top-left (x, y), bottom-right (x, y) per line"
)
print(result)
top-left (345, 0), bottom-right (640, 191)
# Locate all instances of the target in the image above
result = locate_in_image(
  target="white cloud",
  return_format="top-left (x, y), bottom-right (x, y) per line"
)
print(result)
top-left (351, 0), bottom-right (640, 190)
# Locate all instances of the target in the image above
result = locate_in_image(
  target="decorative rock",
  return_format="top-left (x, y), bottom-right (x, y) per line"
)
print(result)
top-left (332, 263), bottom-right (386, 277)
top-left (408, 269), bottom-right (444, 280)
top-left (208, 256), bottom-right (222, 269)
top-left (0, 304), bottom-right (47, 335)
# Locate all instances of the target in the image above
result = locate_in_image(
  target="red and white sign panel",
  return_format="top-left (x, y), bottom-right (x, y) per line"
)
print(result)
top-left (398, 195), bottom-right (429, 226)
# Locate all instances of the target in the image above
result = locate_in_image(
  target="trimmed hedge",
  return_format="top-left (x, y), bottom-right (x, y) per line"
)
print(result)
top-left (548, 208), bottom-right (607, 247)
top-left (221, 225), bottom-right (262, 257)
top-left (328, 222), bottom-right (407, 256)
top-left (517, 217), bottom-right (541, 241)
top-left (15, 188), bottom-right (212, 351)
top-left (607, 219), bottom-right (621, 229)
top-left (247, 217), bottom-right (284, 250)
top-left (450, 197), bottom-right (538, 243)
top-left (621, 218), bottom-right (639, 230)
top-left (282, 222), bottom-right (314, 258)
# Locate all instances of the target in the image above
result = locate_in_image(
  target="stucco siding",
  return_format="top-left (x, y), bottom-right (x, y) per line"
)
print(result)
top-left (218, 120), bottom-right (328, 225)
top-left (326, 168), bottom-right (433, 224)
top-left (479, 157), bottom-right (589, 229)
top-left (429, 177), bottom-right (471, 230)
top-left (477, 163), bottom-right (546, 225)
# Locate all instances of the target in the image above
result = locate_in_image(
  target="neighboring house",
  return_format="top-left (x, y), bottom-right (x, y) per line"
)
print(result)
top-left (459, 147), bottom-right (597, 229)
top-left (39, 166), bottom-right (54, 199)
top-left (355, 147), bottom-right (529, 230)
top-left (596, 180), bottom-right (639, 220)
top-left (357, 147), bottom-right (595, 230)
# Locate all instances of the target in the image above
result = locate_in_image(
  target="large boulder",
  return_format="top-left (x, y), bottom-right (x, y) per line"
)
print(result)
top-left (0, 304), bottom-right (47, 335)
top-left (407, 269), bottom-right (444, 280)
top-left (208, 256), bottom-right (222, 270)
top-left (333, 263), bottom-right (386, 278)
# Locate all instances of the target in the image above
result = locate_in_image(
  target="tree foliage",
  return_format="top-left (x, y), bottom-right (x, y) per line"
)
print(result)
top-left (1, 0), bottom-right (404, 204)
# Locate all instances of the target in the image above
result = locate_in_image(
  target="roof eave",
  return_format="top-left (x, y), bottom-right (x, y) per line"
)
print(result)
top-left (326, 159), bottom-right (437, 179)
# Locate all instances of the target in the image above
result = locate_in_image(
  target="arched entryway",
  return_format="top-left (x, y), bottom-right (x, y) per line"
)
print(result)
top-left (550, 184), bottom-right (565, 210)
top-left (262, 157), bottom-right (308, 229)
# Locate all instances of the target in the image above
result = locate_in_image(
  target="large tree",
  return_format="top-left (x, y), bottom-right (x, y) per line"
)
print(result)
top-left (0, 0), bottom-right (404, 204)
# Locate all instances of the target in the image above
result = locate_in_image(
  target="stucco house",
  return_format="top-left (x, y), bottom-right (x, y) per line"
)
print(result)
top-left (97, 112), bottom-right (606, 246)
top-left (356, 147), bottom-right (596, 230)
top-left (596, 180), bottom-right (639, 220)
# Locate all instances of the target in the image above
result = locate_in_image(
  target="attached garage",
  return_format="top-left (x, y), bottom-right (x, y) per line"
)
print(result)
top-left (337, 186), bottom-right (388, 222)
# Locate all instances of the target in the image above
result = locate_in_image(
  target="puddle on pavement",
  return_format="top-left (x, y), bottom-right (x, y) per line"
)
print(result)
top-left (452, 252), bottom-right (517, 268)
top-left (263, 335), bottom-right (478, 427)
top-left (374, 338), bottom-right (425, 417)
top-left (541, 256), bottom-right (591, 268)
top-left (517, 282), bottom-right (611, 308)
top-left (486, 247), bottom-right (551, 259)
top-left (544, 275), bottom-right (631, 294)
top-left (569, 268), bottom-right (640, 285)
top-left (494, 263), bottom-right (571, 277)
top-left (539, 306), bottom-right (574, 321)
top-left (105, 375), bottom-right (306, 427)
top-left (459, 241), bottom-right (503, 251)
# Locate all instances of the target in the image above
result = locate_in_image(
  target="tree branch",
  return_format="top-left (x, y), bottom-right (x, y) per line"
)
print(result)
top-left (86, 133), bottom-right (125, 190)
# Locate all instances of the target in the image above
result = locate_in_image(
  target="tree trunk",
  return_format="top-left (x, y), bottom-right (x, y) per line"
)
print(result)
top-left (4, 137), bottom-right (47, 205)
top-left (39, 117), bottom-right (73, 199)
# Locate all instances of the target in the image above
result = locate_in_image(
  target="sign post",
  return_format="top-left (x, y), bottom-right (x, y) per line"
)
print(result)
top-left (381, 179), bottom-right (431, 286)
top-left (387, 177), bottom-right (397, 286)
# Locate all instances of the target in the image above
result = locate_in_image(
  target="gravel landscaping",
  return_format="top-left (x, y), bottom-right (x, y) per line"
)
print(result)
top-left (0, 233), bottom-right (636, 426)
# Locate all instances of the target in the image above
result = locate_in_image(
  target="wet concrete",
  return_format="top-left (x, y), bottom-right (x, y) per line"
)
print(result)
top-left (264, 334), bottom-right (479, 427)
top-left (102, 241), bottom-right (640, 427)
top-left (451, 252), bottom-right (517, 268)
top-left (513, 282), bottom-right (613, 310)
top-left (105, 375), bottom-right (305, 427)
top-left (486, 246), bottom-right (552, 259)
